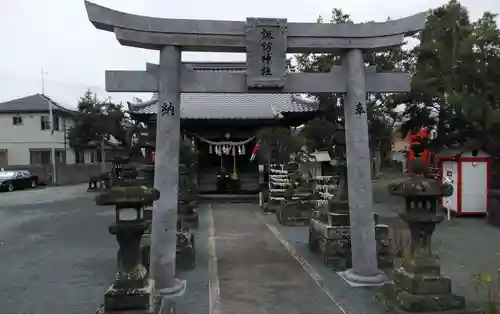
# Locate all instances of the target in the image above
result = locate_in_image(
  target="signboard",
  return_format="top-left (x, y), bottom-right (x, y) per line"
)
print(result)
top-left (245, 18), bottom-right (287, 89)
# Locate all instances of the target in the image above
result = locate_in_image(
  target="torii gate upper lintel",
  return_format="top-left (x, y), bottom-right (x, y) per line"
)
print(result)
top-left (84, 0), bottom-right (426, 301)
top-left (84, 0), bottom-right (425, 53)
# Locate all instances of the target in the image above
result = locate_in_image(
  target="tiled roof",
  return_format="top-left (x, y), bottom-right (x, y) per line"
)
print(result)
top-left (128, 62), bottom-right (317, 119)
top-left (128, 93), bottom-right (318, 119)
top-left (0, 94), bottom-right (75, 114)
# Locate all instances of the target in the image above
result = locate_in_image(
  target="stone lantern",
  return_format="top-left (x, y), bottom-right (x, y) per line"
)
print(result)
top-left (329, 128), bottom-right (349, 212)
top-left (379, 158), bottom-right (465, 312)
top-left (95, 185), bottom-right (160, 313)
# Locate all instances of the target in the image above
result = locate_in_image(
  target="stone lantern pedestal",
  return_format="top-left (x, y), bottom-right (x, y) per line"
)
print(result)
top-left (276, 162), bottom-right (314, 226)
top-left (308, 210), bottom-right (390, 270)
top-left (308, 150), bottom-right (391, 270)
top-left (377, 161), bottom-right (466, 313)
top-left (95, 185), bottom-right (160, 313)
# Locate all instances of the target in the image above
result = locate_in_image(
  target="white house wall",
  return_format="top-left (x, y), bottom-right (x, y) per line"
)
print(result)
top-left (0, 113), bottom-right (79, 165)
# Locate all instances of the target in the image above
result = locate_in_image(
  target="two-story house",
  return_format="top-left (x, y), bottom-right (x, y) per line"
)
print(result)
top-left (0, 93), bottom-right (88, 166)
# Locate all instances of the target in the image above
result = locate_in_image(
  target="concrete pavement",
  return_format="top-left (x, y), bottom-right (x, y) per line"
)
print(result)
top-left (0, 186), bottom-right (115, 314)
top-left (0, 185), bottom-right (384, 314)
top-left (209, 203), bottom-right (346, 314)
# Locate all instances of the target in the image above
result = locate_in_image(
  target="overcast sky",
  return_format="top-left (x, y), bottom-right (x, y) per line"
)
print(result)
top-left (0, 0), bottom-right (498, 109)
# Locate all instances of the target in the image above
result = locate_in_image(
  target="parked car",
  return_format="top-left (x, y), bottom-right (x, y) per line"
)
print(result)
top-left (0, 170), bottom-right (39, 192)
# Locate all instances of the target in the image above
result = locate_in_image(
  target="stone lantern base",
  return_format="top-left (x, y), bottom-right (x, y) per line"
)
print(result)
top-left (377, 270), bottom-right (467, 313)
top-left (376, 257), bottom-right (466, 313)
top-left (101, 279), bottom-right (154, 313)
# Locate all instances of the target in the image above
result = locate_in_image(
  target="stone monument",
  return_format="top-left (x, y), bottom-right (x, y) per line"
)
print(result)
top-left (85, 0), bottom-right (426, 293)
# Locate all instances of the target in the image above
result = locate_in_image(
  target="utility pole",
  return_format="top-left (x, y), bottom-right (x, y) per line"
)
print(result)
top-left (42, 69), bottom-right (57, 185)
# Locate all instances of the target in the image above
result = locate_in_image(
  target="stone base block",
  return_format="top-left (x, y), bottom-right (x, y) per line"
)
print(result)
top-left (96, 304), bottom-right (154, 314)
top-left (317, 236), bottom-right (351, 270)
top-left (379, 282), bottom-right (466, 313)
top-left (393, 267), bottom-right (452, 294)
top-left (375, 293), bottom-right (473, 314)
top-left (308, 223), bottom-right (392, 271)
top-left (103, 279), bottom-right (153, 312)
top-left (276, 205), bottom-right (310, 226)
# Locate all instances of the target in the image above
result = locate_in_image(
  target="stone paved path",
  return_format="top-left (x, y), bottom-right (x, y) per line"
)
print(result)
top-left (210, 203), bottom-right (345, 314)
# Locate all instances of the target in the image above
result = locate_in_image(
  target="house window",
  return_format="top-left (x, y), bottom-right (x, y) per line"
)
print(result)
top-left (30, 150), bottom-right (51, 165)
top-left (12, 115), bottom-right (23, 125)
top-left (90, 150), bottom-right (102, 163)
top-left (74, 150), bottom-right (85, 164)
top-left (53, 116), bottom-right (60, 131)
top-left (41, 116), bottom-right (50, 130)
top-left (40, 115), bottom-right (60, 131)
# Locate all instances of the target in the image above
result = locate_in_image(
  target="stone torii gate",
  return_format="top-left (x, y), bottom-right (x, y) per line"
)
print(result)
top-left (84, 0), bottom-right (425, 301)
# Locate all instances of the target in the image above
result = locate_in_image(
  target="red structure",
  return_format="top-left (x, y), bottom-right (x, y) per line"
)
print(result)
top-left (408, 128), bottom-right (431, 168)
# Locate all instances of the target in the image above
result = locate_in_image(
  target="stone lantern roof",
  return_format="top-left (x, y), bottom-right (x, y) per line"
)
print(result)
top-left (389, 159), bottom-right (453, 199)
top-left (95, 185), bottom-right (160, 207)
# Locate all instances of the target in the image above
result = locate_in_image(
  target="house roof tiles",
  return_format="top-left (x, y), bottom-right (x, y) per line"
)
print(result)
top-left (0, 94), bottom-right (75, 114)
top-left (128, 93), bottom-right (318, 120)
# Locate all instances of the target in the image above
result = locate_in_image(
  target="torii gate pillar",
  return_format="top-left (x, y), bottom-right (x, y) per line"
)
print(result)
top-left (84, 2), bottom-right (426, 308)
top-left (151, 46), bottom-right (186, 302)
top-left (340, 49), bottom-right (385, 283)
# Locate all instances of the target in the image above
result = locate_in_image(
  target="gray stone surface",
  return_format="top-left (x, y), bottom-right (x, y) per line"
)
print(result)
top-left (245, 18), bottom-right (287, 89)
top-left (210, 203), bottom-right (346, 314)
top-left (106, 67), bottom-right (410, 93)
top-left (85, 1), bottom-right (425, 52)
top-left (342, 49), bottom-right (382, 281)
top-left (150, 46), bottom-right (185, 295)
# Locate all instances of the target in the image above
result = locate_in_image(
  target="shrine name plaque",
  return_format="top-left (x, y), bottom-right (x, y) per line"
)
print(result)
top-left (245, 18), bottom-right (287, 89)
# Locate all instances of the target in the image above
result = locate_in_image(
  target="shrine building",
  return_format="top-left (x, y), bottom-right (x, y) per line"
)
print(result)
top-left (126, 62), bottom-right (318, 194)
